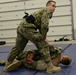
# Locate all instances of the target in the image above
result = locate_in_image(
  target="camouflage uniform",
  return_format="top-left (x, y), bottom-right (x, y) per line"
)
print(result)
top-left (16, 46), bottom-right (62, 70)
top-left (7, 7), bottom-right (53, 63)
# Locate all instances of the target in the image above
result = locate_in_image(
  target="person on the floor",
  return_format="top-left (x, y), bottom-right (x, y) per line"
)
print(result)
top-left (5, 0), bottom-right (61, 74)
top-left (0, 45), bottom-right (72, 73)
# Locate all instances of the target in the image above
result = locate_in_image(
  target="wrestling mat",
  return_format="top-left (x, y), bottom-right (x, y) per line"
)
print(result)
top-left (0, 44), bottom-right (76, 75)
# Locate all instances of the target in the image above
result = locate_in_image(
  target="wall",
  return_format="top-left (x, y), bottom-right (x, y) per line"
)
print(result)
top-left (0, 0), bottom-right (74, 44)
top-left (72, 0), bottom-right (76, 39)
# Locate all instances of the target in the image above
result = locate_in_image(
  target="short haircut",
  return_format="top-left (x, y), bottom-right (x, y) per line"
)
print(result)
top-left (46, 0), bottom-right (56, 6)
top-left (26, 51), bottom-right (34, 57)
top-left (61, 57), bottom-right (72, 65)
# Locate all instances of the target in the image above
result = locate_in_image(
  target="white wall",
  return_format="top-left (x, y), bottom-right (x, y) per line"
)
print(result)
top-left (72, 0), bottom-right (76, 39)
top-left (0, 0), bottom-right (75, 43)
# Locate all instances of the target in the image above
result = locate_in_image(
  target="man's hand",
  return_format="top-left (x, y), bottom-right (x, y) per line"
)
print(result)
top-left (23, 53), bottom-right (34, 64)
top-left (44, 39), bottom-right (51, 47)
top-left (24, 58), bottom-right (33, 64)
top-left (44, 39), bottom-right (49, 43)
top-left (44, 39), bottom-right (49, 44)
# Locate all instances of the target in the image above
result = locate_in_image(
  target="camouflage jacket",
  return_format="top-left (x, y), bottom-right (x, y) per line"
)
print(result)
top-left (19, 7), bottom-right (53, 40)
top-left (32, 7), bottom-right (53, 39)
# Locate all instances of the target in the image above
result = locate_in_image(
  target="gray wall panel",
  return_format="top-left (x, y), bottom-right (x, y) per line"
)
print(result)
top-left (0, 0), bottom-right (73, 43)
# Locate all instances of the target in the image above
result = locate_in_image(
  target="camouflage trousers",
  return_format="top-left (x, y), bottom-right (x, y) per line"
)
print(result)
top-left (7, 19), bottom-right (51, 63)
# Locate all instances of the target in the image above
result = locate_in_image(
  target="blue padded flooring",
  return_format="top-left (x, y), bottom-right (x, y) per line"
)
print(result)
top-left (0, 44), bottom-right (76, 75)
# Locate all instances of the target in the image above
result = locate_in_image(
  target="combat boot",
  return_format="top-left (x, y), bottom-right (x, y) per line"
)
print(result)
top-left (0, 60), bottom-right (5, 65)
top-left (46, 61), bottom-right (61, 74)
top-left (4, 59), bottom-right (22, 71)
top-left (4, 61), bottom-right (12, 70)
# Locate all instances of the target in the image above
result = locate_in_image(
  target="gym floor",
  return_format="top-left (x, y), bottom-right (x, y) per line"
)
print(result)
top-left (0, 42), bottom-right (76, 75)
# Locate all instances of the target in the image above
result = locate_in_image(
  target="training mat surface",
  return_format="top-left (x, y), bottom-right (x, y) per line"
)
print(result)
top-left (0, 44), bottom-right (76, 75)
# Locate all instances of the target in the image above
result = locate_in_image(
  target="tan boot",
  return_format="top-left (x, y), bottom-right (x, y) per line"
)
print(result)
top-left (46, 61), bottom-right (61, 74)
top-left (4, 61), bottom-right (12, 70)
top-left (4, 59), bottom-right (22, 72)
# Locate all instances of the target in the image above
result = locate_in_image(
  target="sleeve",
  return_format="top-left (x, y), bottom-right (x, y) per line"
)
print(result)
top-left (40, 10), bottom-right (50, 40)
top-left (16, 51), bottom-right (27, 60)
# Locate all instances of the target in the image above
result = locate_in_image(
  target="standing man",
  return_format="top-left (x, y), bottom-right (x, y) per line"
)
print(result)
top-left (5, 0), bottom-right (61, 73)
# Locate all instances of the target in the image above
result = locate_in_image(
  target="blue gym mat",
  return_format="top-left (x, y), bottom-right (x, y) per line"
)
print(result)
top-left (0, 44), bottom-right (76, 75)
